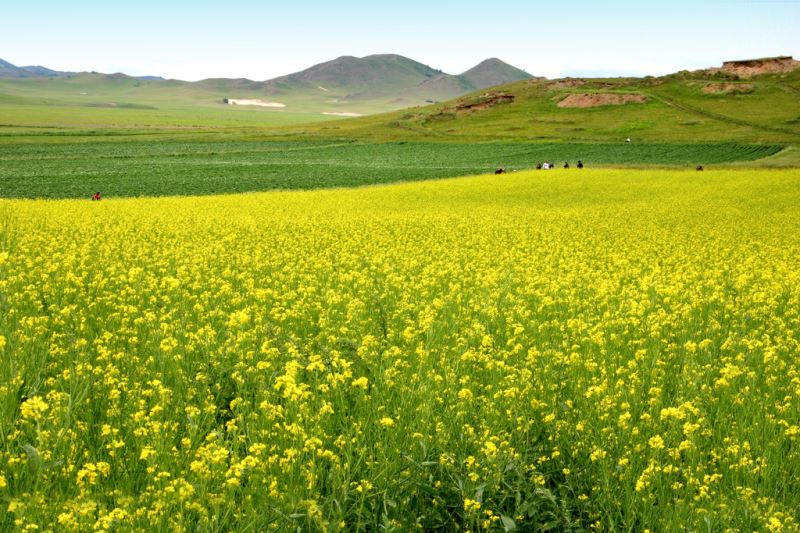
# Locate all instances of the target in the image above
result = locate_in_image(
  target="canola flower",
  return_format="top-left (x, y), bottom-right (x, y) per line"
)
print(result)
top-left (19, 397), bottom-right (48, 421)
top-left (0, 169), bottom-right (799, 530)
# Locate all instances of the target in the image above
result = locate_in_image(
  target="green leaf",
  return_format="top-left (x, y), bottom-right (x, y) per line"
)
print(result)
top-left (501, 514), bottom-right (517, 531)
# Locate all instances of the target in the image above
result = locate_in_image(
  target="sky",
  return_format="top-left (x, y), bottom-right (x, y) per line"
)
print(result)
top-left (2, 0), bottom-right (799, 81)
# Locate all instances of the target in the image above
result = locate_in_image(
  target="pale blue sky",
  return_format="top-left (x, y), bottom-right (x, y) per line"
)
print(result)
top-left (1, 0), bottom-right (798, 80)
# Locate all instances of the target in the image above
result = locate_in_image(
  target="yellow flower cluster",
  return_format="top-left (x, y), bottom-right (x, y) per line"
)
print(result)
top-left (19, 397), bottom-right (49, 420)
top-left (1, 169), bottom-right (799, 530)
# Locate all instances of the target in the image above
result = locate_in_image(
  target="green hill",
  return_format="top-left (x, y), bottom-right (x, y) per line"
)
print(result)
top-left (257, 54), bottom-right (441, 94)
top-left (460, 58), bottom-right (534, 89)
top-left (200, 54), bottom-right (534, 108)
top-left (0, 55), bottom-right (534, 129)
top-left (284, 62), bottom-right (800, 147)
top-left (1, 55), bottom-right (798, 167)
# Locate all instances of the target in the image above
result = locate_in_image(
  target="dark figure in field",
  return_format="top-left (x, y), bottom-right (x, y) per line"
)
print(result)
top-left (577, 160), bottom-right (584, 169)
top-left (696, 165), bottom-right (704, 171)
top-left (563, 162), bottom-right (570, 169)
top-left (536, 163), bottom-right (542, 170)
top-left (495, 168), bottom-right (506, 175)
top-left (91, 192), bottom-right (101, 201)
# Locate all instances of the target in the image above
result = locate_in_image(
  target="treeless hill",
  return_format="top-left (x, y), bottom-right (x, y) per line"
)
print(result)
top-left (0, 58), bottom-right (36, 78)
top-left (283, 58), bottom-right (800, 145)
top-left (460, 58), bottom-right (535, 89)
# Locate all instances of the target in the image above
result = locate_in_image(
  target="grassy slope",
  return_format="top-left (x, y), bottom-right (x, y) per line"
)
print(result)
top-left (277, 71), bottom-right (800, 146)
top-left (0, 55), bottom-right (538, 133)
top-left (1, 68), bottom-right (798, 145)
top-left (261, 54), bottom-right (444, 101)
top-left (0, 73), bottom-right (389, 132)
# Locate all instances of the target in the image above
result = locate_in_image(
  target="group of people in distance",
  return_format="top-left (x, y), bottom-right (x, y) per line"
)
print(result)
top-left (536, 160), bottom-right (583, 170)
top-left (494, 160), bottom-right (585, 174)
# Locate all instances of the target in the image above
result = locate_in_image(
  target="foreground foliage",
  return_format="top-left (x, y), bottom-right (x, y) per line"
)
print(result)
top-left (1, 169), bottom-right (799, 530)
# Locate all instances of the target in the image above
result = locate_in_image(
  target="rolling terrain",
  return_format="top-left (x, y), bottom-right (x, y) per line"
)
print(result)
top-left (0, 56), bottom-right (798, 200)
top-left (287, 59), bottom-right (800, 146)
top-left (2, 41), bottom-right (800, 533)
top-left (0, 55), bottom-right (533, 128)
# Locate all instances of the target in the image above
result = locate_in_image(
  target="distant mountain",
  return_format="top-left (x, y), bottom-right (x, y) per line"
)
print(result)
top-left (460, 58), bottom-right (533, 89)
top-left (414, 58), bottom-right (535, 101)
top-left (0, 58), bottom-right (164, 80)
top-left (0, 58), bottom-right (72, 77)
top-left (416, 73), bottom-right (476, 99)
top-left (0, 58), bottom-right (31, 77)
top-left (2, 53), bottom-right (533, 93)
top-left (20, 65), bottom-right (64, 77)
top-left (264, 54), bottom-right (440, 92)
top-left (0, 54), bottom-right (536, 113)
top-left (201, 54), bottom-right (535, 103)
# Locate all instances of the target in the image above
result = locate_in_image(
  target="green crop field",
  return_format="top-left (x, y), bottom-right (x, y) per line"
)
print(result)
top-left (0, 139), bottom-right (783, 198)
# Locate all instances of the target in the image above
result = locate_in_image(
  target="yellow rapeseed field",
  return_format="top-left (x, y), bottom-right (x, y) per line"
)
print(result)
top-left (1, 169), bottom-right (800, 531)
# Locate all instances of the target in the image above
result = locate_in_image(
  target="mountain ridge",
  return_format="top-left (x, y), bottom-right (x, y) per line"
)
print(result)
top-left (0, 54), bottom-right (533, 103)
top-left (200, 54), bottom-right (534, 102)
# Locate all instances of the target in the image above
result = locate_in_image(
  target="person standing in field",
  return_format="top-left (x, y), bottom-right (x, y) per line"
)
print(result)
top-left (91, 192), bottom-right (101, 201)
top-left (577, 160), bottom-right (584, 169)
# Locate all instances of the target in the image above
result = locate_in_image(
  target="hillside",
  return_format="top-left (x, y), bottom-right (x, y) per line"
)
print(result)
top-left (0, 58), bottom-right (31, 78)
top-left (461, 58), bottom-right (534, 89)
top-left (0, 55), bottom-right (534, 122)
top-left (202, 54), bottom-right (534, 106)
top-left (258, 54), bottom-right (440, 94)
top-left (1, 55), bottom-right (799, 155)
top-left (284, 57), bottom-right (800, 147)
top-left (255, 54), bottom-right (532, 97)
top-left (0, 58), bottom-right (72, 78)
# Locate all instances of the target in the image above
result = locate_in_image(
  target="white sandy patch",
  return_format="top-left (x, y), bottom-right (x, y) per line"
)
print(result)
top-left (322, 112), bottom-right (364, 117)
top-left (317, 86), bottom-right (329, 92)
top-left (227, 99), bottom-right (286, 108)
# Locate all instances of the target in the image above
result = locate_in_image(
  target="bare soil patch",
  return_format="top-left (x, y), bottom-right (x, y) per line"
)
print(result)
top-left (452, 92), bottom-right (515, 113)
top-left (702, 83), bottom-right (755, 95)
top-left (557, 93), bottom-right (647, 108)
top-left (711, 56), bottom-right (800, 78)
top-left (547, 79), bottom-right (586, 90)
